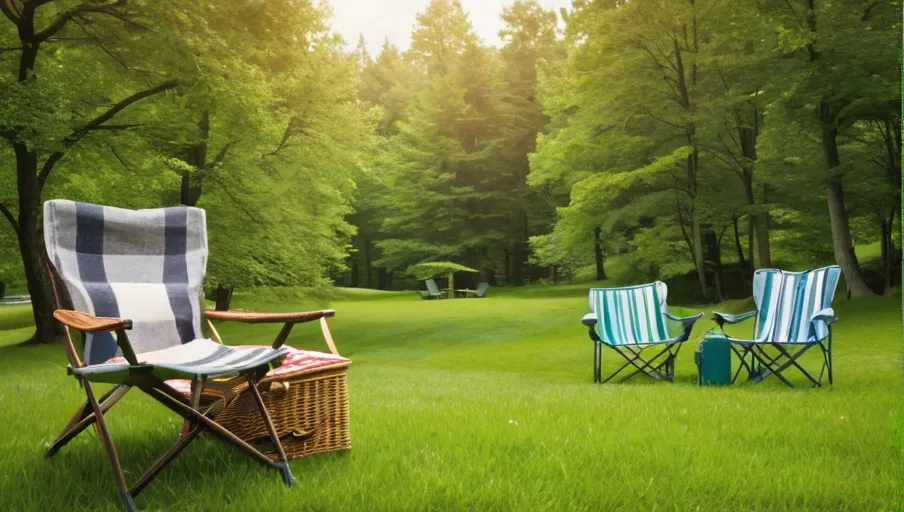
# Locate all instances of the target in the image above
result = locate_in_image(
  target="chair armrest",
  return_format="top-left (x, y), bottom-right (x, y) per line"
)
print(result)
top-left (206, 309), bottom-right (338, 351)
top-left (665, 311), bottom-right (704, 340)
top-left (581, 313), bottom-right (597, 327)
top-left (664, 311), bottom-right (704, 324)
top-left (54, 310), bottom-right (139, 365)
top-left (206, 309), bottom-right (335, 324)
top-left (810, 307), bottom-right (837, 326)
top-left (54, 310), bottom-right (132, 332)
top-left (711, 310), bottom-right (757, 329)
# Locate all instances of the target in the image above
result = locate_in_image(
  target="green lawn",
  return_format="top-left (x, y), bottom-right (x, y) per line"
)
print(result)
top-left (0, 286), bottom-right (900, 511)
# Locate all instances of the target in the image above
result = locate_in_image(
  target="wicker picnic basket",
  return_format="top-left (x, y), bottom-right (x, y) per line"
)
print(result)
top-left (213, 361), bottom-right (351, 460)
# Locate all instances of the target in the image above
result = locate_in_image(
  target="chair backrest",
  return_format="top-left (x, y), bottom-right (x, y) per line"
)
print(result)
top-left (589, 282), bottom-right (670, 345)
top-left (425, 279), bottom-right (442, 296)
top-left (44, 200), bottom-right (208, 365)
top-left (475, 282), bottom-right (489, 297)
top-left (752, 266), bottom-right (841, 343)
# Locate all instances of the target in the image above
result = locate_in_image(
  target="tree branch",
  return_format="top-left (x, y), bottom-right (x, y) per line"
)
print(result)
top-left (210, 141), bottom-right (236, 167)
top-left (861, 1), bottom-right (880, 21)
top-left (205, 173), bottom-right (260, 223)
top-left (89, 123), bottom-right (142, 131)
top-left (109, 145), bottom-right (135, 172)
top-left (0, 0), bottom-right (19, 24)
top-left (0, 202), bottom-right (19, 235)
top-left (37, 80), bottom-right (178, 189)
top-left (31, 0), bottom-right (127, 43)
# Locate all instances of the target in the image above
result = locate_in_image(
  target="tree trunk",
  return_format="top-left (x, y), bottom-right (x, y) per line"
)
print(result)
top-left (593, 226), bottom-right (606, 280)
top-left (503, 247), bottom-right (511, 284)
top-left (703, 226), bottom-right (723, 302)
top-left (14, 145), bottom-right (59, 342)
top-left (376, 267), bottom-right (387, 290)
top-left (691, 215), bottom-right (709, 301)
top-left (756, 185), bottom-right (772, 268)
top-left (880, 217), bottom-right (891, 295)
top-left (747, 216), bottom-right (755, 272)
top-left (739, 109), bottom-right (771, 270)
top-left (214, 284), bottom-right (234, 311)
top-left (180, 111), bottom-right (209, 207)
top-left (820, 109), bottom-right (875, 298)
top-left (733, 217), bottom-right (750, 290)
top-left (363, 234), bottom-right (372, 288)
top-left (349, 246), bottom-right (359, 288)
top-left (825, 180), bottom-right (873, 297)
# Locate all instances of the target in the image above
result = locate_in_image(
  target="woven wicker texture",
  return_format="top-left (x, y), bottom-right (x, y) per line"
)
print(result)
top-left (214, 368), bottom-right (350, 460)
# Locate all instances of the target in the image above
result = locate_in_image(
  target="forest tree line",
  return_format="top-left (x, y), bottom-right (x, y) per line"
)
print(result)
top-left (0, 0), bottom-right (899, 342)
top-left (348, 0), bottom-right (901, 302)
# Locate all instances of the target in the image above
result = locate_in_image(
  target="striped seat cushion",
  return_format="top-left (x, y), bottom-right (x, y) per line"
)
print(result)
top-left (77, 338), bottom-right (288, 382)
top-left (44, 200), bottom-right (208, 365)
top-left (590, 282), bottom-right (671, 346)
top-left (752, 266), bottom-right (841, 343)
top-left (141, 346), bottom-right (351, 397)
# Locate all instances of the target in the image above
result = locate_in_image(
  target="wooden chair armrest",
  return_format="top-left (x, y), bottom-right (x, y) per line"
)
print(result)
top-left (206, 309), bottom-right (339, 353)
top-left (205, 309), bottom-right (335, 324)
top-left (54, 310), bottom-right (132, 332)
top-left (54, 310), bottom-right (139, 365)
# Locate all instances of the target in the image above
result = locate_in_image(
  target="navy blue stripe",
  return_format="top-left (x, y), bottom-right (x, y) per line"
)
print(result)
top-left (163, 209), bottom-right (195, 344)
top-left (178, 344), bottom-right (233, 366)
top-left (75, 203), bottom-right (120, 364)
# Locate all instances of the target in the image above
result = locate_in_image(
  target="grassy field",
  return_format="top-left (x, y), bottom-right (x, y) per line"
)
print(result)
top-left (0, 284), bottom-right (900, 511)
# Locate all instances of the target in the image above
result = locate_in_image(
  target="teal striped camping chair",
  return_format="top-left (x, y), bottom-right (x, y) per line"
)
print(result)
top-left (710, 265), bottom-right (841, 387)
top-left (581, 282), bottom-right (703, 383)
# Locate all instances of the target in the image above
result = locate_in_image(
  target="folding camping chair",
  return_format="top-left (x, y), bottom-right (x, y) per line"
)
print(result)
top-left (581, 282), bottom-right (703, 383)
top-left (711, 266), bottom-right (841, 388)
top-left (419, 278), bottom-right (447, 299)
top-left (43, 200), bottom-right (334, 511)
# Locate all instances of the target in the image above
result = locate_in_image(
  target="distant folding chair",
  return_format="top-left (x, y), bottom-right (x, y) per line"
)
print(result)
top-left (582, 282), bottom-right (702, 383)
top-left (419, 278), bottom-right (447, 299)
top-left (711, 266), bottom-right (841, 388)
top-left (42, 200), bottom-right (336, 511)
top-left (454, 282), bottom-right (489, 298)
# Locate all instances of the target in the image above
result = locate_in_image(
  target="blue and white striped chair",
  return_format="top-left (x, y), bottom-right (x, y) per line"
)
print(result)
top-left (43, 200), bottom-right (336, 511)
top-left (711, 266), bottom-right (841, 387)
top-left (582, 282), bottom-right (703, 383)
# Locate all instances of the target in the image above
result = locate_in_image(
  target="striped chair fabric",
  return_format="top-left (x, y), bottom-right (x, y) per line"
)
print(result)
top-left (748, 266), bottom-right (840, 343)
top-left (44, 200), bottom-right (286, 378)
top-left (589, 282), bottom-right (674, 346)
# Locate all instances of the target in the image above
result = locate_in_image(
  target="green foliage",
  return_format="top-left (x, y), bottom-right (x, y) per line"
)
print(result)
top-left (0, 0), bottom-right (376, 305)
top-left (353, 0), bottom-right (563, 286)
top-left (406, 261), bottom-right (478, 280)
top-left (529, 0), bottom-right (900, 295)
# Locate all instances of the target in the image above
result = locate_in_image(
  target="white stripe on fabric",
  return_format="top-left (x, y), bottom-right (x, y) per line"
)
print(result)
top-left (759, 273), bottom-right (783, 342)
top-left (619, 290), bottom-right (633, 345)
top-left (749, 267), bottom-right (839, 343)
top-left (795, 274), bottom-right (816, 342)
top-left (812, 270), bottom-right (827, 341)
top-left (636, 287), bottom-right (651, 341)
top-left (590, 284), bottom-right (671, 346)
top-left (775, 273), bottom-right (796, 341)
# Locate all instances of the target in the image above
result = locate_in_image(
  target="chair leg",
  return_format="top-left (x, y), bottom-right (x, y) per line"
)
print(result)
top-left (593, 342), bottom-right (601, 383)
top-left (141, 383), bottom-right (278, 468)
top-left (46, 384), bottom-right (130, 458)
top-left (600, 343), bottom-right (677, 383)
top-left (246, 378), bottom-right (295, 486)
top-left (83, 381), bottom-right (135, 512)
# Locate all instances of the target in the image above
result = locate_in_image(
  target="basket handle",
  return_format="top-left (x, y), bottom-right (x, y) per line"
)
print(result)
top-left (320, 317), bottom-right (340, 355)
